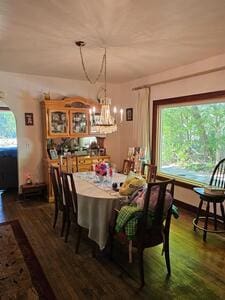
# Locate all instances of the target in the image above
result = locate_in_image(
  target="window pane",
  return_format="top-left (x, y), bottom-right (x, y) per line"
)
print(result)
top-left (159, 101), bottom-right (225, 184)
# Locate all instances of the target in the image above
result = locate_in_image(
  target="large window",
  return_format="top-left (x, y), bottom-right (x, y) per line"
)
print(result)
top-left (152, 91), bottom-right (225, 186)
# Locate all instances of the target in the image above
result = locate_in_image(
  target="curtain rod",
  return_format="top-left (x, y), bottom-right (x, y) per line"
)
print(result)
top-left (132, 66), bottom-right (225, 91)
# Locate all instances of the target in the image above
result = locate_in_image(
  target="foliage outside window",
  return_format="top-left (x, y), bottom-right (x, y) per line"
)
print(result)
top-left (158, 100), bottom-right (225, 185)
top-left (0, 111), bottom-right (17, 147)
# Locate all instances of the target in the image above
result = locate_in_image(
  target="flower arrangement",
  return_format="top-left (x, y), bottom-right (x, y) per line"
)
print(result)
top-left (95, 162), bottom-right (108, 176)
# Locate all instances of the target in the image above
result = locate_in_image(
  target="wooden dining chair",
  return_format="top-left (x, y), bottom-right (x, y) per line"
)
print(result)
top-left (50, 165), bottom-right (66, 236)
top-left (193, 158), bottom-right (225, 241)
top-left (61, 172), bottom-right (82, 251)
top-left (122, 159), bottom-right (135, 175)
top-left (109, 179), bottom-right (175, 287)
top-left (141, 163), bottom-right (157, 183)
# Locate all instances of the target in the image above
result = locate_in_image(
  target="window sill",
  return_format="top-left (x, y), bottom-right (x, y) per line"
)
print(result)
top-left (156, 173), bottom-right (204, 190)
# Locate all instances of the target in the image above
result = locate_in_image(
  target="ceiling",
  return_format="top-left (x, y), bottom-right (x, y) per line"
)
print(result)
top-left (0, 0), bottom-right (225, 83)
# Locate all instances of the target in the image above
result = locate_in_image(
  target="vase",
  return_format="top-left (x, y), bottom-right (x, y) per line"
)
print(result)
top-left (98, 175), bottom-right (105, 183)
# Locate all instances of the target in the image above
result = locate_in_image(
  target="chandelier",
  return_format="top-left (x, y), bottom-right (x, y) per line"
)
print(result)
top-left (75, 41), bottom-right (123, 135)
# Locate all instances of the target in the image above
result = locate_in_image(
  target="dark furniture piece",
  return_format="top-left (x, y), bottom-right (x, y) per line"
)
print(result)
top-left (21, 183), bottom-right (47, 201)
top-left (61, 172), bottom-right (82, 249)
top-left (141, 163), bottom-right (157, 183)
top-left (122, 159), bottom-right (135, 175)
top-left (50, 165), bottom-right (66, 236)
top-left (109, 179), bottom-right (175, 287)
top-left (193, 158), bottom-right (225, 241)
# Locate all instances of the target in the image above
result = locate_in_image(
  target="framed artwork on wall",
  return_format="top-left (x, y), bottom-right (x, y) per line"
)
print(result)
top-left (126, 108), bottom-right (133, 121)
top-left (49, 149), bottom-right (58, 160)
top-left (25, 113), bottom-right (34, 126)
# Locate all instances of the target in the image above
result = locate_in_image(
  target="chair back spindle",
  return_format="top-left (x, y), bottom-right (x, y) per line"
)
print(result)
top-left (209, 158), bottom-right (225, 188)
top-left (122, 159), bottom-right (135, 175)
top-left (141, 163), bottom-right (157, 182)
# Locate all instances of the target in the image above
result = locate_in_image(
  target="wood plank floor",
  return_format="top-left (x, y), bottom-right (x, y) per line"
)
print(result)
top-left (0, 190), bottom-right (225, 299)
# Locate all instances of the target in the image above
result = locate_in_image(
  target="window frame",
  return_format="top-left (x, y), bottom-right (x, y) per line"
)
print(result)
top-left (151, 90), bottom-right (225, 190)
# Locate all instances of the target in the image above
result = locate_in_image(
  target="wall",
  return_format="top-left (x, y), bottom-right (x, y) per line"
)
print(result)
top-left (0, 70), bottom-right (119, 188)
top-left (1, 51), bottom-right (225, 207)
top-left (118, 52), bottom-right (225, 208)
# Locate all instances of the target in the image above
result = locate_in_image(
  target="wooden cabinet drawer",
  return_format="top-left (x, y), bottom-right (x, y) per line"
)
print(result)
top-left (77, 158), bottom-right (92, 165)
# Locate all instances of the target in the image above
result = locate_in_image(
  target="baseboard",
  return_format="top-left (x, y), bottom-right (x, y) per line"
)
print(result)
top-left (173, 198), bottom-right (224, 221)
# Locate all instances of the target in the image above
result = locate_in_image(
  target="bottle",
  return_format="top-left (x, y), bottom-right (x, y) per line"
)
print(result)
top-left (109, 166), bottom-right (113, 177)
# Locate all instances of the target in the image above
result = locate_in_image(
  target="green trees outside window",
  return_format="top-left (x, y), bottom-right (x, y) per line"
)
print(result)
top-left (159, 101), bottom-right (225, 184)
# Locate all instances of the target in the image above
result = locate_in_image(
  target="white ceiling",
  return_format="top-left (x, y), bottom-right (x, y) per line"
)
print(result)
top-left (0, 0), bottom-right (225, 83)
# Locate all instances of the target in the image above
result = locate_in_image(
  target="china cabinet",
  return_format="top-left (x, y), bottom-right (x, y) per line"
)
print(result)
top-left (41, 97), bottom-right (111, 202)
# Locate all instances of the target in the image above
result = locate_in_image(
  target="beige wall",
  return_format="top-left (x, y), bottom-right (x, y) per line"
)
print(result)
top-left (0, 70), bottom-right (119, 188)
top-left (117, 53), bottom-right (225, 208)
top-left (1, 51), bottom-right (225, 208)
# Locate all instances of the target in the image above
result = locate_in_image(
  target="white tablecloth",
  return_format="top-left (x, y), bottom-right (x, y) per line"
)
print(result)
top-left (73, 172), bottom-right (126, 249)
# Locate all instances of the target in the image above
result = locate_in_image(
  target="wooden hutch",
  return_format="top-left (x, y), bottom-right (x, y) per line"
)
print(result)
top-left (41, 96), bottom-right (110, 202)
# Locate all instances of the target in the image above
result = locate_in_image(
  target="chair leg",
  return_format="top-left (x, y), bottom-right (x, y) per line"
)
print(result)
top-left (194, 199), bottom-right (203, 231)
top-left (75, 226), bottom-right (82, 254)
top-left (92, 242), bottom-right (98, 258)
top-left (61, 209), bottom-right (66, 237)
top-left (64, 219), bottom-right (71, 243)
top-left (53, 204), bottom-right (58, 229)
top-left (138, 248), bottom-right (145, 288)
top-left (213, 200), bottom-right (217, 231)
top-left (203, 201), bottom-right (210, 242)
top-left (220, 202), bottom-right (225, 229)
top-left (164, 236), bottom-right (171, 276)
top-left (108, 233), bottom-right (114, 260)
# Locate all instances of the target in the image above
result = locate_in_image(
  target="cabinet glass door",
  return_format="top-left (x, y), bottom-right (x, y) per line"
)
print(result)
top-left (70, 111), bottom-right (89, 136)
top-left (49, 110), bottom-right (69, 136)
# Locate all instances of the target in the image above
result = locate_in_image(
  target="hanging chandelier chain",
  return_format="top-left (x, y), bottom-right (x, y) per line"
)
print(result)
top-left (104, 47), bottom-right (107, 99)
top-left (79, 45), bottom-right (106, 85)
top-left (75, 41), bottom-right (122, 134)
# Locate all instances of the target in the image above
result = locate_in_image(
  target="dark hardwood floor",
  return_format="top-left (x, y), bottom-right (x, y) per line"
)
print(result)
top-left (0, 190), bottom-right (225, 299)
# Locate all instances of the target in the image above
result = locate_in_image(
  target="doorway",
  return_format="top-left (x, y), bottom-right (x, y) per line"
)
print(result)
top-left (0, 101), bottom-right (18, 190)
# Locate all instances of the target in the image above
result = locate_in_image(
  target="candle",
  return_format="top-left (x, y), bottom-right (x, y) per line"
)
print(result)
top-left (93, 106), bottom-right (96, 114)
top-left (106, 108), bottom-right (110, 123)
top-left (113, 106), bottom-right (117, 114)
top-left (120, 108), bottom-right (124, 122)
top-left (89, 108), bottom-right (92, 115)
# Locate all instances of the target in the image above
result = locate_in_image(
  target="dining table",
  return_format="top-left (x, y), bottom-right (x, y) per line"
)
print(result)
top-left (73, 172), bottom-right (127, 250)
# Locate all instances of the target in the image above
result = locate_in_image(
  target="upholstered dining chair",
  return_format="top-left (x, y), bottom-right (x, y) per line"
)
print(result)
top-left (61, 172), bottom-right (82, 251)
top-left (50, 165), bottom-right (66, 236)
top-left (193, 158), bottom-right (225, 241)
top-left (141, 163), bottom-right (157, 183)
top-left (109, 179), bottom-right (175, 287)
top-left (122, 159), bottom-right (135, 175)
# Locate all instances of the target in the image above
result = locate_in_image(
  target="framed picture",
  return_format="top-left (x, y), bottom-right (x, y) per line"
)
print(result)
top-left (126, 108), bottom-right (133, 121)
top-left (25, 113), bottom-right (34, 126)
top-left (49, 149), bottom-right (58, 160)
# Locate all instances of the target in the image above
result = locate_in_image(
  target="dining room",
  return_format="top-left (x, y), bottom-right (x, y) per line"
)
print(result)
top-left (0, 0), bottom-right (225, 299)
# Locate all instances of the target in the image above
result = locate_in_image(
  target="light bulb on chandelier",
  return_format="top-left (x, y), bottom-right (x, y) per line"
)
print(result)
top-left (75, 41), bottom-right (123, 135)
